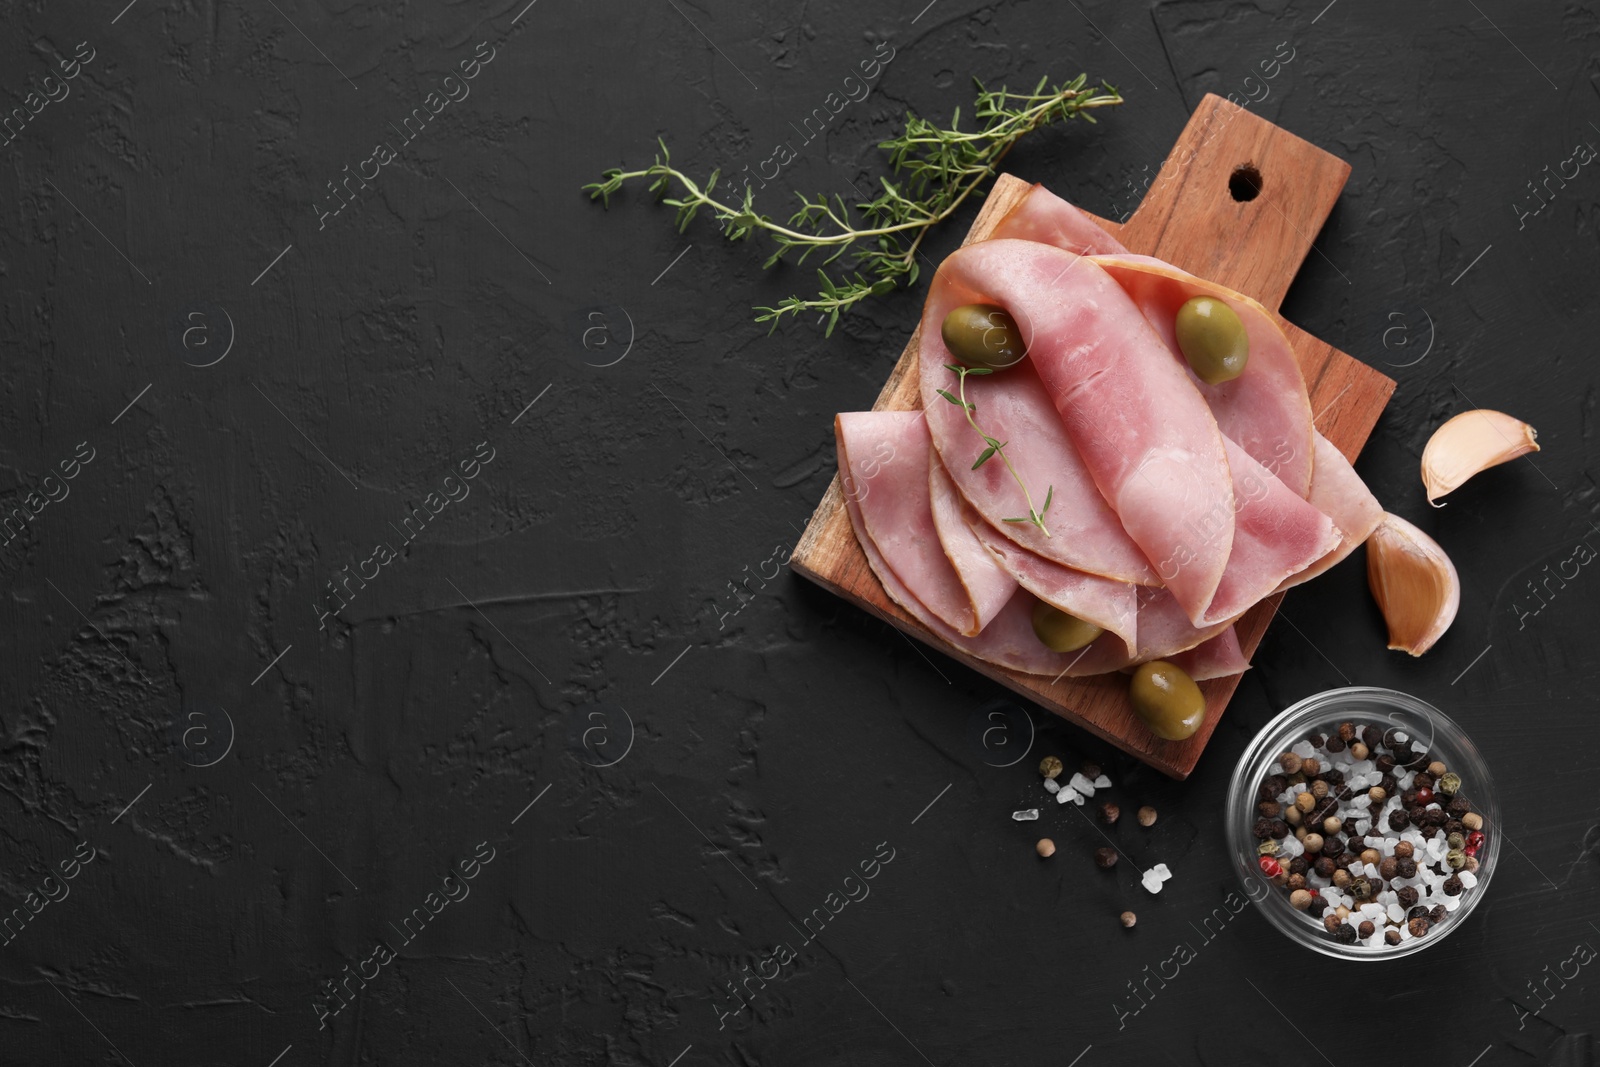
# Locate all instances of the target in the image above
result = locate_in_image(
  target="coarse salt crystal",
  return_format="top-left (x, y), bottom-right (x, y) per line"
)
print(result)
top-left (1142, 870), bottom-right (1165, 894)
top-left (1093, 774), bottom-right (1112, 790)
top-left (1290, 782), bottom-right (1309, 796)
top-left (1013, 809), bottom-right (1040, 821)
top-left (1459, 871), bottom-right (1478, 889)
top-left (1443, 894), bottom-right (1462, 912)
top-left (1387, 902), bottom-right (1406, 923)
top-left (1044, 778), bottom-right (1061, 794)
top-left (1056, 788), bottom-right (1076, 805)
top-left (1069, 773), bottom-right (1097, 797)
top-left (1292, 740), bottom-right (1316, 759)
top-left (1393, 731), bottom-right (1408, 744)
top-left (1152, 863), bottom-right (1171, 880)
top-left (1354, 820), bottom-right (1370, 836)
top-left (1280, 837), bottom-right (1304, 858)
top-left (1364, 862), bottom-right (1379, 879)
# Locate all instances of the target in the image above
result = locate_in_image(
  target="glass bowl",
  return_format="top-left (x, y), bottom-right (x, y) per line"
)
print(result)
top-left (1225, 687), bottom-right (1499, 960)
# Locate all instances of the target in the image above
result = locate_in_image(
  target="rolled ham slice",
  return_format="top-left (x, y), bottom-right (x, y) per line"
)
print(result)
top-left (922, 239), bottom-right (1235, 622)
top-left (960, 503), bottom-right (1138, 658)
top-left (1275, 432), bottom-right (1383, 592)
top-left (927, 447), bottom-right (1018, 634)
top-left (837, 418), bottom-right (1130, 677)
top-left (1090, 254), bottom-right (1315, 497)
top-left (918, 339), bottom-right (1157, 585)
top-left (988, 183), bottom-right (1131, 256)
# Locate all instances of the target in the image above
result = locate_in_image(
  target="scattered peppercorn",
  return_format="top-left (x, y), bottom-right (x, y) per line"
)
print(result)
top-left (1279, 752), bottom-right (1303, 774)
top-left (1408, 917), bottom-right (1431, 938)
top-left (1388, 810), bottom-right (1410, 831)
top-left (1082, 761), bottom-right (1102, 780)
top-left (1351, 877), bottom-right (1373, 901)
top-left (1036, 838), bottom-right (1056, 858)
top-left (1367, 786), bottom-right (1387, 804)
top-left (1137, 806), bottom-right (1157, 827)
top-left (1446, 832), bottom-right (1465, 851)
top-left (1416, 786), bottom-right (1435, 806)
top-left (1350, 741), bottom-right (1369, 760)
top-left (1039, 756), bottom-right (1063, 780)
top-left (1286, 873), bottom-right (1308, 891)
top-left (1462, 812), bottom-right (1483, 831)
top-left (1447, 796), bottom-right (1471, 818)
top-left (1396, 886), bottom-right (1419, 909)
top-left (1397, 857), bottom-right (1418, 879)
top-left (1258, 855), bottom-right (1282, 879)
top-left (1394, 841), bottom-right (1415, 860)
top-left (1323, 914), bottom-right (1343, 935)
top-left (1120, 911), bottom-right (1137, 929)
top-left (1313, 856), bottom-right (1336, 878)
top-left (1361, 725), bottom-right (1383, 749)
top-left (1360, 848), bottom-right (1381, 866)
top-left (1099, 802), bottom-right (1121, 826)
top-left (1325, 736), bottom-right (1346, 753)
top-left (1289, 856), bottom-right (1310, 876)
top-left (1332, 869), bottom-right (1352, 889)
top-left (1379, 857), bottom-right (1399, 880)
top-left (1301, 833), bottom-right (1324, 854)
top-left (1290, 888), bottom-right (1313, 910)
top-left (1439, 772), bottom-right (1461, 796)
top-left (1094, 847), bottom-right (1118, 869)
top-left (1443, 874), bottom-right (1463, 896)
top-left (1334, 923), bottom-right (1357, 944)
top-left (1385, 929), bottom-right (1401, 946)
top-left (1295, 792), bottom-right (1315, 813)
top-left (1427, 760), bottom-right (1447, 777)
top-left (1323, 815), bottom-right (1342, 834)
top-left (1257, 840), bottom-right (1280, 857)
top-left (1300, 757), bottom-right (1321, 777)
top-left (1465, 855), bottom-right (1480, 873)
top-left (1259, 800), bottom-right (1282, 818)
top-left (1429, 904), bottom-right (1447, 924)
top-left (1358, 920), bottom-right (1375, 938)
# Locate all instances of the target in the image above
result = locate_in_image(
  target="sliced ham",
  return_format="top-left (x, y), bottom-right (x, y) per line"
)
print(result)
top-left (837, 431), bottom-right (1131, 676)
top-left (1129, 586), bottom-right (1241, 661)
top-left (1194, 439), bottom-right (1342, 625)
top-left (1275, 432), bottom-right (1383, 592)
top-left (960, 504), bottom-right (1138, 658)
top-left (1090, 254), bottom-right (1315, 496)
top-left (836, 411), bottom-right (979, 635)
top-left (918, 340), bottom-right (1157, 584)
top-left (988, 183), bottom-right (1131, 256)
top-left (922, 238), bottom-right (1235, 622)
top-left (927, 447), bottom-right (1018, 634)
top-left (1165, 626), bottom-right (1250, 680)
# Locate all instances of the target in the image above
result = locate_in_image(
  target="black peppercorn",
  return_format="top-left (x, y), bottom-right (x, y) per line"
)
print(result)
top-left (1335, 786), bottom-right (1354, 802)
top-left (1289, 856), bottom-right (1310, 876)
top-left (1407, 905), bottom-right (1430, 920)
top-left (1443, 874), bottom-right (1464, 896)
top-left (1426, 809), bottom-right (1449, 828)
top-left (1307, 732), bottom-right (1326, 748)
top-left (1429, 904), bottom-right (1446, 924)
top-left (1375, 754), bottom-right (1396, 773)
top-left (1305, 894), bottom-right (1328, 918)
top-left (1388, 810), bottom-right (1410, 831)
top-left (1408, 916), bottom-right (1431, 938)
top-left (1396, 886), bottom-right (1419, 908)
top-left (1287, 873), bottom-right (1308, 891)
top-left (1099, 802), bottom-right (1121, 825)
top-left (1401, 790), bottom-right (1419, 808)
top-left (1337, 722), bottom-right (1356, 742)
top-left (1391, 739), bottom-right (1413, 762)
top-left (1321, 836), bottom-right (1345, 858)
top-left (1094, 847), bottom-right (1118, 869)
top-left (1334, 923), bottom-right (1357, 944)
top-left (1358, 920), bottom-right (1375, 938)
top-left (1407, 806), bottom-right (1427, 825)
top-left (1378, 857), bottom-right (1399, 880)
top-left (1444, 818), bottom-right (1464, 837)
top-left (1412, 772), bottom-right (1434, 791)
top-left (1379, 773), bottom-right (1398, 793)
top-left (1325, 737), bottom-right (1346, 753)
top-left (1361, 725), bottom-right (1382, 749)
top-left (1323, 769), bottom-right (1346, 787)
top-left (1269, 819), bottom-right (1289, 838)
top-left (1252, 818), bottom-right (1276, 840)
top-left (1385, 929), bottom-right (1402, 946)
top-left (1368, 877), bottom-right (1385, 895)
top-left (1397, 857), bottom-right (1417, 879)
top-left (1259, 800), bottom-right (1282, 818)
top-left (1313, 856), bottom-right (1336, 878)
top-left (1323, 914), bottom-right (1342, 934)
top-left (1447, 796), bottom-right (1471, 818)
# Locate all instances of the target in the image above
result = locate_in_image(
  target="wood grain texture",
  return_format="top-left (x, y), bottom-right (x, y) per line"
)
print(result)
top-left (791, 93), bottom-right (1396, 779)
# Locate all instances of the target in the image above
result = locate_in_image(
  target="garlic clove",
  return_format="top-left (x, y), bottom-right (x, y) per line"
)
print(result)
top-left (1365, 512), bottom-right (1459, 657)
top-left (1421, 410), bottom-right (1539, 505)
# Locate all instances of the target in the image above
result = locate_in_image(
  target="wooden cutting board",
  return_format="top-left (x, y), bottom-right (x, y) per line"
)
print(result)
top-left (790, 93), bottom-right (1395, 779)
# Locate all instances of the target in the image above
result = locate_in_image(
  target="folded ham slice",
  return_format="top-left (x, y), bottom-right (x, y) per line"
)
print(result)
top-left (927, 447), bottom-right (1018, 634)
top-left (960, 504), bottom-right (1138, 658)
top-left (922, 239), bottom-right (1235, 623)
top-left (837, 417), bottom-right (1131, 677)
top-left (1165, 626), bottom-right (1250, 680)
top-left (918, 338), bottom-right (1157, 585)
top-left (1090, 254), bottom-right (1315, 497)
top-left (988, 183), bottom-right (1131, 256)
top-left (1275, 432), bottom-right (1383, 592)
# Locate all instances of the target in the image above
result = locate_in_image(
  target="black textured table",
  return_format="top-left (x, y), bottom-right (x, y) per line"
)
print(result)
top-left (3, 2), bottom-right (1596, 1064)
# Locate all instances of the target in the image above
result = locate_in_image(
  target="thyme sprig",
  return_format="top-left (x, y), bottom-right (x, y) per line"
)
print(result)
top-left (937, 364), bottom-right (1053, 537)
top-left (584, 75), bottom-right (1123, 335)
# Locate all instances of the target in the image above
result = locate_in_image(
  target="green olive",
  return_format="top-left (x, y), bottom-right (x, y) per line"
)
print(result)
top-left (1174, 296), bottom-right (1249, 384)
top-left (941, 303), bottom-right (1026, 370)
top-left (1031, 599), bottom-right (1105, 653)
top-left (1128, 660), bottom-right (1206, 741)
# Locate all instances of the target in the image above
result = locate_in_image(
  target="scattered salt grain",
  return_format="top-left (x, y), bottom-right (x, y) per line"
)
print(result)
top-left (1151, 863), bottom-right (1171, 880)
top-left (1069, 773), bottom-right (1098, 797)
top-left (1056, 787), bottom-right (1076, 806)
top-left (1459, 870), bottom-right (1478, 889)
top-left (1093, 774), bottom-right (1112, 790)
top-left (1013, 809), bottom-right (1040, 821)
top-left (1292, 740), bottom-right (1316, 759)
top-left (1364, 862), bottom-right (1379, 879)
top-left (1142, 870), bottom-right (1164, 894)
top-left (1387, 902), bottom-right (1406, 924)
top-left (1044, 778), bottom-right (1060, 794)
top-left (1443, 893), bottom-right (1462, 912)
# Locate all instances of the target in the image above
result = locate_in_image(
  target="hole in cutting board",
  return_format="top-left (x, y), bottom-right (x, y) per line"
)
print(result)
top-left (1229, 164), bottom-right (1263, 201)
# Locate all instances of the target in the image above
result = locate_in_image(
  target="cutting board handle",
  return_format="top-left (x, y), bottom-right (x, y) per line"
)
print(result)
top-left (1112, 93), bottom-right (1352, 311)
